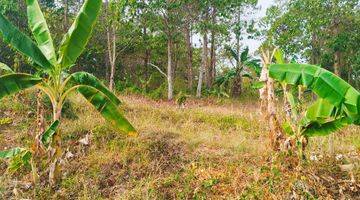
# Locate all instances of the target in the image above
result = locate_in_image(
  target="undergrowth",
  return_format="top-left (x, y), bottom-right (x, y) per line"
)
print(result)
top-left (0, 91), bottom-right (359, 199)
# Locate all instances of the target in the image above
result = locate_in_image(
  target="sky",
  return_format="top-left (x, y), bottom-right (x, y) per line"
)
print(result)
top-left (244, 0), bottom-right (275, 53)
top-left (192, 0), bottom-right (275, 54)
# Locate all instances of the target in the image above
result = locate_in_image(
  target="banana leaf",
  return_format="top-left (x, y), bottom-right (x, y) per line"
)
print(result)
top-left (26, 0), bottom-right (57, 65)
top-left (0, 14), bottom-right (51, 70)
top-left (77, 86), bottom-right (135, 134)
top-left (0, 62), bottom-right (14, 73)
top-left (0, 147), bottom-right (24, 159)
top-left (0, 73), bottom-right (42, 100)
top-left (302, 117), bottom-right (351, 137)
top-left (273, 49), bottom-right (285, 64)
top-left (240, 47), bottom-right (249, 63)
top-left (8, 150), bottom-right (32, 172)
top-left (269, 64), bottom-right (360, 124)
top-left (67, 72), bottom-right (121, 106)
top-left (58, 0), bottom-right (102, 68)
top-left (41, 120), bottom-right (60, 148)
top-left (225, 45), bottom-right (239, 63)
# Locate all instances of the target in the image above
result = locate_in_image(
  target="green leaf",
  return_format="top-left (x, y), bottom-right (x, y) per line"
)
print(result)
top-left (77, 86), bottom-right (136, 134)
top-left (286, 92), bottom-right (299, 117)
top-left (269, 64), bottom-right (360, 123)
top-left (0, 73), bottom-right (42, 100)
top-left (244, 59), bottom-right (261, 76)
top-left (0, 147), bottom-right (24, 159)
top-left (67, 72), bottom-right (121, 106)
top-left (41, 120), bottom-right (59, 148)
top-left (26, 0), bottom-right (57, 65)
top-left (242, 73), bottom-right (253, 79)
top-left (0, 13), bottom-right (52, 70)
top-left (225, 45), bottom-right (239, 63)
top-left (304, 98), bottom-right (336, 123)
top-left (0, 62), bottom-right (14, 73)
top-left (58, 0), bottom-right (102, 68)
top-left (302, 118), bottom-right (351, 137)
top-left (251, 81), bottom-right (265, 89)
top-left (273, 49), bottom-right (285, 64)
top-left (240, 47), bottom-right (249, 63)
top-left (8, 150), bottom-right (32, 172)
top-left (282, 122), bottom-right (294, 136)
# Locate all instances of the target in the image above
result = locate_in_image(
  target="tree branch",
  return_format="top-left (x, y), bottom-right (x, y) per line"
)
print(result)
top-left (148, 63), bottom-right (167, 78)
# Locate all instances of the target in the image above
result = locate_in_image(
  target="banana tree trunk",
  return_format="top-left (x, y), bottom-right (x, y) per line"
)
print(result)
top-left (36, 90), bottom-right (45, 137)
top-left (259, 60), bottom-right (269, 118)
top-left (260, 50), bottom-right (285, 151)
top-left (231, 68), bottom-right (242, 97)
top-left (49, 103), bottom-right (62, 186)
top-left (34, 90), bottom-right (46, 157)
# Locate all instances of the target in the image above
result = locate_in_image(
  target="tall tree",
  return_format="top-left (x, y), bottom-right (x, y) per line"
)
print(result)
top-left (262, 0), bottom-right (360, 79)
top-left (197, 5), bottom-right (209, 98)
top-left (182, 1), bottom-right (198, 91)
top-left (105, 0), bottom-right (126, 91)
top-left (149, 0), bottom-right (183, 100)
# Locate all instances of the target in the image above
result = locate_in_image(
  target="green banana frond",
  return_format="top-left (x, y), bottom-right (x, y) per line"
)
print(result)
top-left (76, 86), bottom-right (136, 134)
top-left (58, 0), bottom-right (102, 68)
top-left (0, 73), bottom-right (42, 100)
top-left (0, 14), bottom-right (52, 70)
top-left (26, 0), bottom-right (57, 66)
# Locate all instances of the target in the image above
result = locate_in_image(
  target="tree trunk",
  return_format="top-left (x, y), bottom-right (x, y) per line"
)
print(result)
top-left (173, 43), bottom-right (178, 76)
top-left (105, 0), bottom-right (116, 91)
top-left (49, 103), bottom-right (63, 186)
top-left (209, 32), bottom-right (216, 86)
top-left (208, 7), bottom-right (217, 88)
top-left (231, 68), bottom-right (242, 97)
top-left (184, 22), bottom-right (193, 90)
top-left (260, 49), bottom-right (285, 151)
top-left (197, 31), bottom-right (208, 98)
top-left (143, 26), bottom-right (151, 81)
top-left (63, 0), bottom-right (68, 30)
top-left (34, 90), bottom-right (45, 157)
top-left (334, 51), bottom-right (341, 76)
top-left (108, 26), bottom-right (116, 91)
top-left (167, 38), bottom-right (174, 100)
top-left (36, 91), bottom-right (45, 136)
top-left (232, 11), bottom-right (242, 97)
top-left (330, 16), bottom-right (341, 155)
top-left (310, 33), bottom-right (320, 65)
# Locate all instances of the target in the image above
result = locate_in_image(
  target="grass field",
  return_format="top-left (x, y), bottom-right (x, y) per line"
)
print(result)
top-left (0, 92), bottom-right (359, 199)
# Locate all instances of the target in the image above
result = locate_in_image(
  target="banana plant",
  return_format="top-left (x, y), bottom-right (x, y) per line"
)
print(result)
top-left (0, 147), bottom-right (32, 173)
top-left (0, 0), bottom-right (135, 184)
top-left (269, 63), bottom-right (360, 140)
top-left (224, 45), bottom-right (261, 97)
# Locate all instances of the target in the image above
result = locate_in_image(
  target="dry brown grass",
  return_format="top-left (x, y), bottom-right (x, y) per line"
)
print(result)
top-left (0, 93), bottom-right (359, 199)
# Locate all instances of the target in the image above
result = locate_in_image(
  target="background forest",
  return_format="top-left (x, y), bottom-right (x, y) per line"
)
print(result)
top-left (1, 0), bottom-right (359, 98)
top-left (0, 0), bottom-right (359, 199)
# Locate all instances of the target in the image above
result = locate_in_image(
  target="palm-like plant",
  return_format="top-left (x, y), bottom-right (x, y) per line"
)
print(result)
top-left (224, 45), bottom-right (261, 97)
top-left (269, 63), bottom-right (360, 156)
top-left (0, 0), bottom-right (135, 184)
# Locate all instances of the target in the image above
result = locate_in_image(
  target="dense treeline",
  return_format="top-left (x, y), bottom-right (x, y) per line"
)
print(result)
top-left (0, 0), bottom-right (359, 100)
top-left (262, 0), bottom-right (360, 89)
